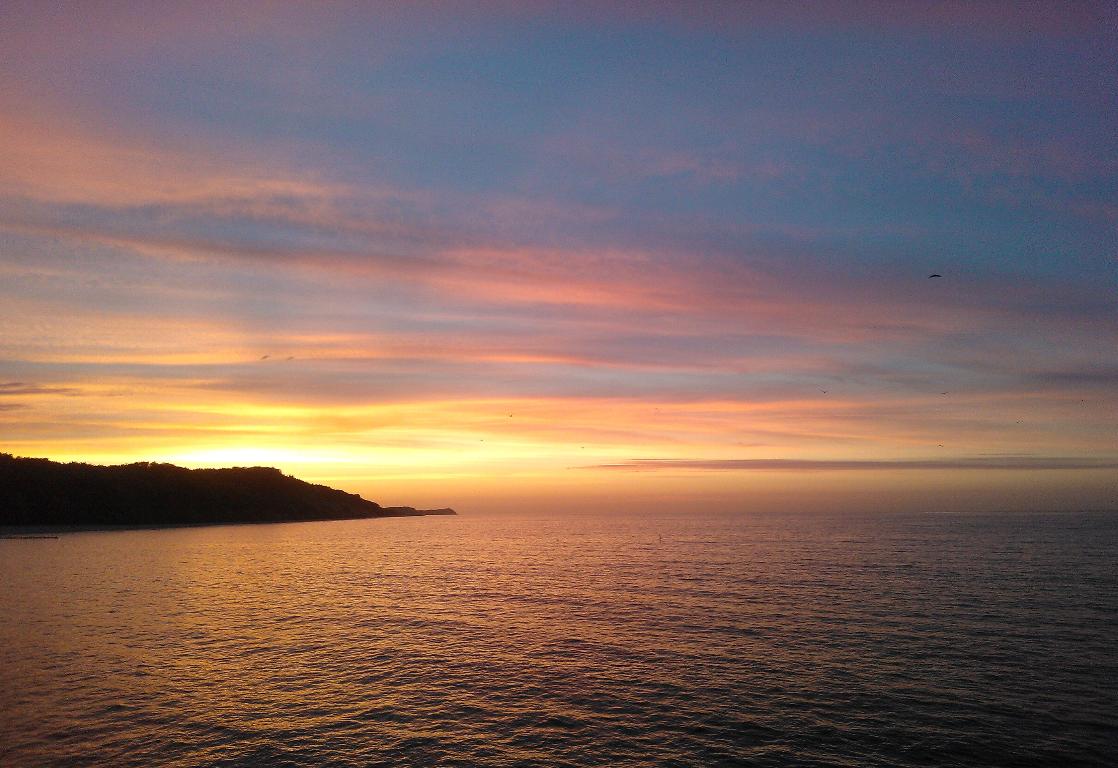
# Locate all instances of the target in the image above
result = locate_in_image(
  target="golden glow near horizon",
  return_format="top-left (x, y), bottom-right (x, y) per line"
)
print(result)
top-left (5, 369), bottom-right (1115, 511)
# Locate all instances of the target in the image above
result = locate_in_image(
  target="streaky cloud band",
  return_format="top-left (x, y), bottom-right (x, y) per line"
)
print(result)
top-left (589, 457), bottom-right (1118, 472)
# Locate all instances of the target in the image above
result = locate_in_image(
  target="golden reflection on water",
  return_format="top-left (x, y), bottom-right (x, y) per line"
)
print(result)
top-left (2, 510), bottom-right (1115, 766)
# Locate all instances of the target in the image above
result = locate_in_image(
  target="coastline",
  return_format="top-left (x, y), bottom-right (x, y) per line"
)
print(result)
top-left (0, 508), bottom-right (457, 536)
top-left (0, 454), bottom-right (456, 530)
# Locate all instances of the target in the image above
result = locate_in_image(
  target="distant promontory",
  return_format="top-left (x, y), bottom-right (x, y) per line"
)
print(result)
top-left (0, 454), bottom-right (455, 528)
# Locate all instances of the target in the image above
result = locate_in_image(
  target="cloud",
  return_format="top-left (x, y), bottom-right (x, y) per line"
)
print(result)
top-left (0, 382), bottom-right (79, 396)
top-left (570, 2), bottom-right (1111, 38)
top-left (1, 0), bottom-right (1114, 502)
top-left (0, 109), bottom-right (353, 209)
top-left (590, 456), bottom-right (1118, 471)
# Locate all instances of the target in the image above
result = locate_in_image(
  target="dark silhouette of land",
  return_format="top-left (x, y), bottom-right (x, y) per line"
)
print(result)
top-left (0, 454), bottom-right (455, 528)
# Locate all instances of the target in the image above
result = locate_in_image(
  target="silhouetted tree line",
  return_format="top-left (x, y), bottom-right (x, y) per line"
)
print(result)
top-left (0, 454), bottom-right (452, 527)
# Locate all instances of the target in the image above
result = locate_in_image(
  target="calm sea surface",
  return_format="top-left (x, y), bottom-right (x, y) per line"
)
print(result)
top-left (2, 510), bottom-right (1115, 767)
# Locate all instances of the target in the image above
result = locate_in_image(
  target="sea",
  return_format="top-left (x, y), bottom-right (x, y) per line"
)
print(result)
top-left (1, 509), bottom-right (1115, 767)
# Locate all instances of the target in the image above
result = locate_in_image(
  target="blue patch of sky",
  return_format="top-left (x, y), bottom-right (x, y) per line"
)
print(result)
top-left (32, 15), bottom-right (1111, 285)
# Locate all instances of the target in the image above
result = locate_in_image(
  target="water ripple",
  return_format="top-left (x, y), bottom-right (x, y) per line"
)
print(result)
top-left (2, 510), bottom-right (1116, 766)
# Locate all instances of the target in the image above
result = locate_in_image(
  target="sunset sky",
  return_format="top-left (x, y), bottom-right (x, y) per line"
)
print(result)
top-left (1, 2), bottom-right (1115, 513)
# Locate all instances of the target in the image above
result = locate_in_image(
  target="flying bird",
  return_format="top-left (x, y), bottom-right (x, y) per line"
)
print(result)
top-left (259, 355), bottom-right (270, 360)
top-left (928, 274), bottom-right (942, 279)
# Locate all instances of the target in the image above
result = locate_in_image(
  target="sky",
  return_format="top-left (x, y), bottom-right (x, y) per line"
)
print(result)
top-left (1, 1), bottom-right (1115, 513)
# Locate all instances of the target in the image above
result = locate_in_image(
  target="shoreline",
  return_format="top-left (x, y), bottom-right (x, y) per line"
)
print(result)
top-left (0, 510), bottom-right (457, 536)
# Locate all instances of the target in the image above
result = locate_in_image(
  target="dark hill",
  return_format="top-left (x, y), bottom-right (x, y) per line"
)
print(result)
top-left (0, 453), bottom-right (455, 528)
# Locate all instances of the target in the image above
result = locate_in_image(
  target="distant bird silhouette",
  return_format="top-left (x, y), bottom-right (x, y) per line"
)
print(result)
top-left (286, 356), bottom-right (294, 361)
top-left (821, 390), bottom-right (827, 394)
top-left (928, 274), bottom-right (942, 279)
top-left (260, 355), bottom-right (270, 360)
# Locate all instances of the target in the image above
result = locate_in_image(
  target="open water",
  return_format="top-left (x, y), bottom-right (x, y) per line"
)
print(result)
top-left (1, 509), bottom-right (1115, 766)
